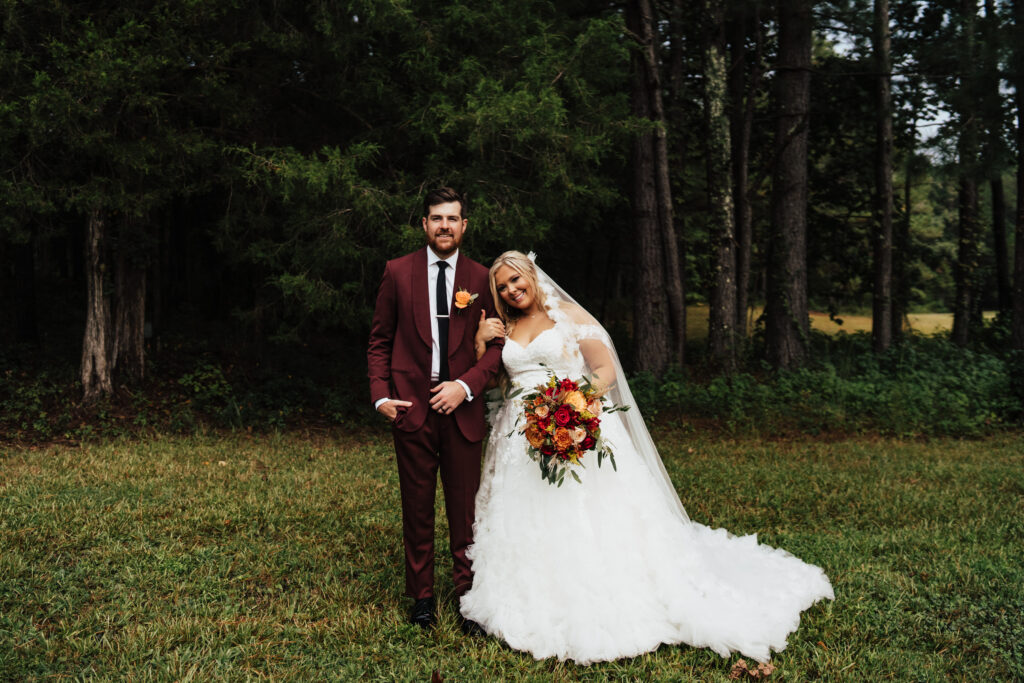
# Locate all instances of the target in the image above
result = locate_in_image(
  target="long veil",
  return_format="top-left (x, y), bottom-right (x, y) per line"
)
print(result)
top-left (528, 253), bottom-right (690, 524)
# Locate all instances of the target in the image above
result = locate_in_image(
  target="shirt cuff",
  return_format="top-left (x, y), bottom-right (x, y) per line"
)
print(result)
top-left (455, 379), bottom-right (474, 402)
top-left (374, 397), bottom-right (391, 410)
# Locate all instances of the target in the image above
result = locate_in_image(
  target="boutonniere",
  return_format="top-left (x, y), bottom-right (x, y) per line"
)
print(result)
top-left (453, 288), bottom-right (479, 311)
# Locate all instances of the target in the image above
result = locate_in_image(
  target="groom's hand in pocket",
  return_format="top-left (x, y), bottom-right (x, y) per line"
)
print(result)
top-left (378, 399), bottom-right (413, 422)
top-left (429, 381), bottom-right (467, 414)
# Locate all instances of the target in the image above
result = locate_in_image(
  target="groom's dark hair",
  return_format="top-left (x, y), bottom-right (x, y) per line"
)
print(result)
top-left (423, 187), bottom-right (466, 218)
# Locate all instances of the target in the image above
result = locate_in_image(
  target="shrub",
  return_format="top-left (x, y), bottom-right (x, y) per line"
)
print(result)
top-left (632, 332), bottom-right (1023, 436)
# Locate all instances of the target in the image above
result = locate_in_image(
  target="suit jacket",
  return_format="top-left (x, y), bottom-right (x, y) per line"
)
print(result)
top-left (367, 247), bottom-right (503, 442)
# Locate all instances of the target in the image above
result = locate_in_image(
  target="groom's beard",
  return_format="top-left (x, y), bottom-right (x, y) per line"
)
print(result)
top-left (428, 232), bottom-right (461, 257)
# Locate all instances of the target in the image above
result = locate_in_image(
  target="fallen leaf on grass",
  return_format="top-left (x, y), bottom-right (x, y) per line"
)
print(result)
top-left (729, 659), bottom-right (776, 680)
top-left (430, 670), bottom-right (443, 683)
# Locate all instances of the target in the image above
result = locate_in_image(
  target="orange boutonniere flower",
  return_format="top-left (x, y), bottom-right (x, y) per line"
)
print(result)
top-left (453, 288), bottom-right (479, 310)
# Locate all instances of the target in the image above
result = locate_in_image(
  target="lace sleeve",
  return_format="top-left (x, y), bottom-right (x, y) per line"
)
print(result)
top-left (543, 299), bottom-right (619, 389)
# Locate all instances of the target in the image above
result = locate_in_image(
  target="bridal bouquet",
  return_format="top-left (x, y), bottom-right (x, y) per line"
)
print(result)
top-left (518, 374), bottom-right (623, 486)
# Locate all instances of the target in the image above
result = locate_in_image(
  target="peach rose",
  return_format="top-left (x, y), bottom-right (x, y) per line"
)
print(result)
top-left (534, 404), bottom-right (550, 419)
top-left (454, 290), bottom-right (473, 309)
top-left (586, 398), bottom-right (603, 415)
top-left (572, 426), bottom-right (587, 444)
top-left (564, 390), bottom-right (587, 411)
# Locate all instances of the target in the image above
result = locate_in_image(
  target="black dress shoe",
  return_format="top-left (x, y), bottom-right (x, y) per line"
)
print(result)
top-left (410, 597), bottom-right (436, 629)
top-left (459, 617), bottom-right (485, 637)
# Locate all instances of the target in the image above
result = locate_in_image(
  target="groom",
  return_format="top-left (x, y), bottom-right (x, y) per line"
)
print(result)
top-left (367, 187), bottom-right (503, 634)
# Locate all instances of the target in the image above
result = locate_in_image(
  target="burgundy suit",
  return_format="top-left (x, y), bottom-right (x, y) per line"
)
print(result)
top-left (367, 247), bottom-right (503, 599)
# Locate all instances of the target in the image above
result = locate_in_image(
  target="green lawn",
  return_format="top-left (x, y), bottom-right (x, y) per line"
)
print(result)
top-left (685, 304), bottom-right (995, 341)
top-left (2, 430), bottom-right (1022, 681)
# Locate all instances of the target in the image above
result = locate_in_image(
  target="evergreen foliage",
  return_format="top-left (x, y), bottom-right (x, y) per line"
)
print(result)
top-left (0, 0), bottom-right (1022, 412)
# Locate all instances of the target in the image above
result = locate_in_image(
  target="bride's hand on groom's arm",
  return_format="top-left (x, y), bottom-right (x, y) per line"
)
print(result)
top-left (475, 309), bottom-right (505, 360)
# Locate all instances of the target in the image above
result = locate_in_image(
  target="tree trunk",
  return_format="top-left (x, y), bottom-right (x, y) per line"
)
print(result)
top-left (81, 209), bottom-right (114, 401)
top-left (630, 0), bottom-right (671, 376)
top-left (1013, 0), bottom-right (1024, 349)
top-left (706, 0), bottom-right (737, 368)
top-left (668, 0), bottom-right (690, 365)
top-left (648, 0), bottom-right (686, 368)
top-left (730, 1), bottom-right (761, 337)
top-left (113, 217), bottom-right (147, 382)
top-left (893, 153), bottom-right (913, 342)
top-left (991, 178), bottom-right (1012, 313)
top-left (953, 177), bottom-right (981, 345)
top-left (872, 0), bottom-right (894, 353)
top-left (765, 0), bottom-right (811, 369)
top-left (980, 0), bottom-right (1012, 316)
top-left (952, 0), bottom-right (981, 347)
top-left (629, 0), bottom-right (684, 376)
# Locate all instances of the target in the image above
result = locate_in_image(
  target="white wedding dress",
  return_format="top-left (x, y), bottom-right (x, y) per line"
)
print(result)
top-left (460, 296), bottom-right (833, 665)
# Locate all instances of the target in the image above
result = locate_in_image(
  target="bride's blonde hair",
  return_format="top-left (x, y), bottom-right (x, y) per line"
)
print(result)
top-left (488, 251), bottom-right (547, 333)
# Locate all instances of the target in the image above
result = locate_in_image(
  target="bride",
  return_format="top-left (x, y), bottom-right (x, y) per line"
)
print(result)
top-left (459, 251), bottom-right (834, 665)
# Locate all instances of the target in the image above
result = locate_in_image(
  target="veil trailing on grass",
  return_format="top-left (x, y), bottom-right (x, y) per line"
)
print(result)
top-left (527, 252), bottom-right (690, 523)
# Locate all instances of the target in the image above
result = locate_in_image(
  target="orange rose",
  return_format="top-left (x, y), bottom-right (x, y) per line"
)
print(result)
top-left (553, 427), bottom-right (574, 450)
top-left (534, 404), bottom-right (550, 419)
top-left (564, 390), bottom-right (587, 411)
top-left (453, 288), bottom-right (478, 310)
top-left (526, 425), bottom-right (546, 449)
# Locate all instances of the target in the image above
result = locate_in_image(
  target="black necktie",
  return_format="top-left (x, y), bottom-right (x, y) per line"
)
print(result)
top-left (436, 261), bottom-right (449, 382)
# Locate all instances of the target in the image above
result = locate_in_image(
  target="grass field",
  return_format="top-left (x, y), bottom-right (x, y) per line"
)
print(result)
top-left (684, 305), bottom-right (995, 341)
top-left (2, 430), bottom-right (1022, 681)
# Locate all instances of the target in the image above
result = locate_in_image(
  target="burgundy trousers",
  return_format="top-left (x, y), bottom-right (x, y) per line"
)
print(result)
top-left (393, 409), bottom-right (482, 600)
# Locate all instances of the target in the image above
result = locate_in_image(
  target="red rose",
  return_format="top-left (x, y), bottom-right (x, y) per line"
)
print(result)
top-left (545, 387), bottom-right (554, 397)
top-left (580, 436), bottom-right (596, 450)
top-left (554, 405), bottom-right (573, 427)
top-left (541, 444), bottom-right (555, 456)
top-left (587, 418), bottom-right (600, 432)
top-left (560, 378), bottom-right (577, 392)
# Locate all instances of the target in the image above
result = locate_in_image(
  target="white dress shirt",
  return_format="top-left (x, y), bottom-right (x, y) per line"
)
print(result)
top-left (427, 248), bottom-right (458, 383)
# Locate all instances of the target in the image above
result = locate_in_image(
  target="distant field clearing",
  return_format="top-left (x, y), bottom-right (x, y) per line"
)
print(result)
top-left (685, 305), bottom-right (995, 341)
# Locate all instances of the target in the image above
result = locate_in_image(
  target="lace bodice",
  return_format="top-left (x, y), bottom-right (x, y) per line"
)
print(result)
top-left (501, 324), bottom-right (586, 390)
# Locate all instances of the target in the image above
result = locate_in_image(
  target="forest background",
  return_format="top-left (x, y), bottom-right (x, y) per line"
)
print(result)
top-left (2, 0), bottom-right (1024, 441)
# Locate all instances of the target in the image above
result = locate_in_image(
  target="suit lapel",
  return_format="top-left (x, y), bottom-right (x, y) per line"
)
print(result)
top-left (412, 247), bottom-right (432, 348)
top-left (447, 257), bottom-right (470, 357)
